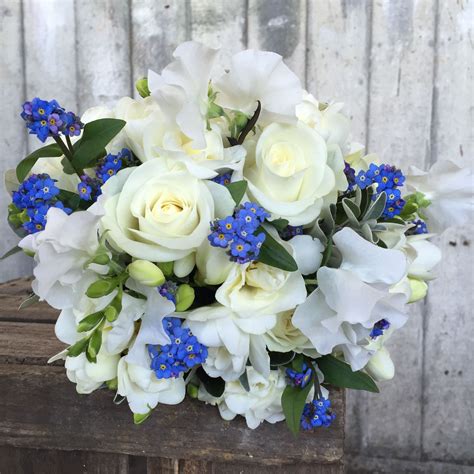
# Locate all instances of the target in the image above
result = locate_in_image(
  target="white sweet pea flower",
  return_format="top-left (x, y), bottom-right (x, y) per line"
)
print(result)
top-left (293, 228), bottom-right (409, 371)
top-left (215, 49), bottom-right (302, 124)
top-left (406, 234), bottom-right (442, 281)
top-left (18, 207), bottom-right (108, 310)
top-left (125, 282), bottom-right (175, 370)
top-left (406, 160), bottom-right (473, 233)
top-left (100, 160), bottom-right (216, 263)
top-left (65, 351), bottom-right (120, 394)
top-left (148, 41), bottom-right (218, 149)
top-left (117, 357), bottom-right (185, 415)
top-left (296, 92), bottom-right (351, 152)
top-left (184, 304), bottom-right (276, 380)
top-left (199, 367), bottom-right (287, 429)
top-left (239, 121), bottom-right (337, 225)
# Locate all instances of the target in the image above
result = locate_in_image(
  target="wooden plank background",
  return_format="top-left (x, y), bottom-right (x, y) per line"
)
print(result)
top-left (0, 0), bottom-right (472, 472)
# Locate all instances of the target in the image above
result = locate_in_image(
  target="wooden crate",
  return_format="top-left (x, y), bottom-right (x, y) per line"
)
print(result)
top-left (0, 278), bottom-right (345, 473)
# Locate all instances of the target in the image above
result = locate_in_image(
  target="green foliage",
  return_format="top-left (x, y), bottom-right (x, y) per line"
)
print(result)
top-left (269, 351), bottom-right (296, 368)
top-left (72, 119), bottom-right (126, 170)
top-left (281, 374), bottom-right (314, 435)
top-left (67, 337), bottom-right (90, 357)
top-left (87, 327), bottom-right (103, 363)
top-left (0, 246), bottom-right (21, 260)
top-left (269, 218), bottom-right (289, 232)
top-left (225, 180), bottom-right (248, 205)
top-left (77, 312), bottom-right (104, 332)
top-left (86, 277), bottom-right (118, 298)
top-left (133, 410), bottom-right (152, 425)
top-left (196, 367), bottom-right (225, 397)
top-left (316, 355), bottom-right (379, 393)
top-left (257, 227), bottom-right (298, 272)
top-left (135, 77), bottom-right (150, 98)
top-left (16, 143), bottom-right (63, 182)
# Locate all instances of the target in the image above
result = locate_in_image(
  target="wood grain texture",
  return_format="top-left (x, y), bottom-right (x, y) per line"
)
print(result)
top-left (190, 0), bottom-right (247, 70)
top-left (130, 0), bottom-right (188, 96)
top-left (306, 0), bottom-right (371, 144)
top-left (248, 0), bottom-right (307, 80)
top-left (0, 364), bottom-right (344, 465)
top-left (360, 0), bottom-right (437, 460)
top-left (0, 0), bottom-right (33, 281)
top-left (76, 0), bottom-right (132, 111)
top-left (0, 446), bottom-right (130, 474)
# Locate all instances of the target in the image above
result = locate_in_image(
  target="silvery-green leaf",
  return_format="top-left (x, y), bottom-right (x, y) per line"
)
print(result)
top-left (364, 192), bottom-right (387, 221)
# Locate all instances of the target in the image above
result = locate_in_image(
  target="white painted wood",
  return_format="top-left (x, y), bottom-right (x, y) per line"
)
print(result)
top-left (76, 0), bottom-right (132, 111)
top-left (422, 0), bottom-right (474, 463)
top-left (248, 0), bottom-right (307, 81)
top-left (23, 0), bottom-right (77, 152)
top-left (0, 0), bottom-right (32, 281)
top-left (130, 0), bottom-right (188, 96)
top-left (362, 0), bottom-right (437, 460)
top-left (190, 0), bottom-right (247, 72)
top-left (306, 0), bottom-right (372, 144)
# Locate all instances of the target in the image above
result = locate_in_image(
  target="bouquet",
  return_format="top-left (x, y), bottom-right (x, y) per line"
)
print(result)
top-left (4, 42), bottom-right (472, 434)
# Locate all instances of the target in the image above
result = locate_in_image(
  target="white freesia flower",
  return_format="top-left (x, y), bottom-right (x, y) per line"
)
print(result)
top-left (65, 351), bottom-right (120, 394)
top-left (148, 41), bottom-right (218, 149)
top-left (240, 121), bottom-right (336, 225)
top-left (117, 357), bottom-right (185, 414)
top-left (406, 160), bottom-right (473, 233)
top-left (199, 367), bottom-right (286, 429)
top-left (184, 304), bottom-right (276, 380)
top-left (296, 92), bottom-right (351, 152)
top-left (365, 346), bottom-right (395, 382)
top-left (293, 228), bottom-right (409, 371)
top-left (18, 207), bottom-right (107, 310)
top-left (215, 49), bottom-right (302, 124)
top-left (100, 160), bottom-right (215, 263)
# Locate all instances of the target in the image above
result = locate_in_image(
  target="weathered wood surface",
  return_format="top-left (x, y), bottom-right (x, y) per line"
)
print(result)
top-left (0, 278), bottom-right (344, 473)
top-left (0, 1), bottom-right (473, 472)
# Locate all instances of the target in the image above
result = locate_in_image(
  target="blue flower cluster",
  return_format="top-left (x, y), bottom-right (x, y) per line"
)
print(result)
top-left (12, 174), bottom-right (71, 234)
top-left (370, 318), bottom-right (391, 339)
top-left (208, 202), bottom-right (269, 264)
top-left (279, 225), bottom-right (303, 241)
top-left (301, 397), bottom-right (336, 430)
top-left (343, 162), bottom-right (356, 192)
top-left (408, 219), bottom-right (428, 235)
top-left (21, 98), bottom-right (83, 142)
top-left (286, 363), bottom-right (312, 388)
top-left (148, 317), bottom-right (208, 379)
top-left (158, 281), bottom-right (178, 304)
top-left (77, 148), bottom-right (133, 201)
top-left (355, 164), bottom-right (406, 218)
top-left (211, 172), bottom-right (232, 186)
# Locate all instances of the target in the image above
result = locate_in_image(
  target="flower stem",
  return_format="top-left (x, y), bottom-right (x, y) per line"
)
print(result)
top-left (53, 136), bottom-right (83, 177)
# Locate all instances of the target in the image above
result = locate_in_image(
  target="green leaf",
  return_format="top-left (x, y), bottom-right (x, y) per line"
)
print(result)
top-left (72, 119), bottom-right (126, 170)
top-left (67, 337), bottom-right (90, 357)
top-left (86, 278), bottom-right (118, 298)
top-left (316, 355), bottom-right (379, 393)
top-left (18, 293), bottom-right (40, 310)
top-left (1, 246), bottom-right (21, 260)
top-left (239, 371), bottom-right (250, 392)
top-left (196, 367), bottom-right (225, 397)
top-left (257, 228), bottom-right (298, 272)
top-left (269, 351), bottom-right (296, 368)
top-left (225, 180), bottom-right (248, 205)
top-left (77, 312), bottom-right (104, 332)
top-left (281, 377), bottom-right (313, 435)
top-left (365, 192), bottom-right (387, 221)
top-left (269, 218), bottom-right (289, 232)
top-left (320, 237), bottom-right (333, 267)
top-left (16, 143), bottom-right (63, 182)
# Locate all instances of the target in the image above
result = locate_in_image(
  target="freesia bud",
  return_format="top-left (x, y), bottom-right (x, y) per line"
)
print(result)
top-left (366, 347), bottom-right (395, 381)
top-left (175, 284), bottom-right (195, 311)
top-left (408, 278), bottom-right (428, 303)
top-left (92, 253), bottom-right (110, 265)
top-left (86, 278), bottom-right (118, 298)
top-left (127, 260), bottom-right (165, 287)
top-left (187, 383), bottom-right (199, 398)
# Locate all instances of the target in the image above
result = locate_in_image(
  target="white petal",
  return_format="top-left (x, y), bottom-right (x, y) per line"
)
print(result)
top-left (288, 234), bottom-right (324, 275)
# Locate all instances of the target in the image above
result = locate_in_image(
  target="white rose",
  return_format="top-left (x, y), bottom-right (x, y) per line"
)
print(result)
top-left (241, 121), bottom-right (336, 225)
top-left (65, 351), bottom-right (120, 394)
top-left (201, 367), bottom-right (287, 429)
top-left (263, 310), bottom-right (315, 355)
top-left (216, 259), bottom-right (307, 317)
top-left (100, 159), bottom-right (218, 263)
top-left (117, 357), bottom-right (185, 415)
